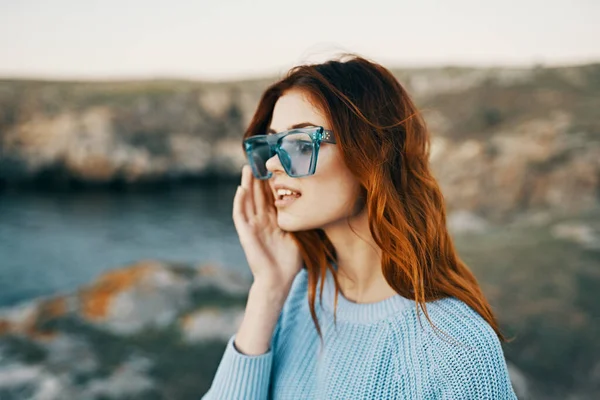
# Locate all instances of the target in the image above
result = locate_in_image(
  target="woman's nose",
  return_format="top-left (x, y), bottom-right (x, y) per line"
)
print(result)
top-left (265, 153), bottom-right (283, 174)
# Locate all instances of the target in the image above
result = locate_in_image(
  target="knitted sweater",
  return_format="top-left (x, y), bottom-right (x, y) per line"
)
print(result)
top-left (202, 266), bottom-right (518, 399)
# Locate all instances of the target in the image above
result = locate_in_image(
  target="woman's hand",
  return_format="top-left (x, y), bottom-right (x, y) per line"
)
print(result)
top-left (232, 164), bottom-right (303, 290)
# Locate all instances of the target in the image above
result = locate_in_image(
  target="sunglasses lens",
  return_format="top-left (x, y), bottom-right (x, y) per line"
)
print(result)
top-left (244, 131), bottom-right (316, 178)
top-left (280, 132), bottom-right (314, 177)
top-left (246, 140), bottom-right (273, 178)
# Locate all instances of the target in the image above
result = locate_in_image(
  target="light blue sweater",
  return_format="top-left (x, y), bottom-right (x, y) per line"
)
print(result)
top-left (202, 266), bottom-right (518, 399)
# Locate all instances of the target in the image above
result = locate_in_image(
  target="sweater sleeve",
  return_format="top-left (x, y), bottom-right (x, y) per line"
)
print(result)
top-left (425, 299), bottom-right (519, 400)
top-left (201, 269), bottom-right (306, 400)
top-left (200, 327), bottom-right (280, 400)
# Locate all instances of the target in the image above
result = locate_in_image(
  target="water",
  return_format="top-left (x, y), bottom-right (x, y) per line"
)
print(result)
top-left (0, 183), bottom-right (250, 307)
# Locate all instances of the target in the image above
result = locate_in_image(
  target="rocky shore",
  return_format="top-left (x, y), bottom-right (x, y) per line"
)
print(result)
top-left (1, 212), bottom-right (599, 400)
top-left (0, 260), bottom-right (250, 399)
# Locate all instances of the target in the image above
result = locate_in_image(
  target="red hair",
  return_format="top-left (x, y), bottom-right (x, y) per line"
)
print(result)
top-left (242, 54), bottom-right (510, 345)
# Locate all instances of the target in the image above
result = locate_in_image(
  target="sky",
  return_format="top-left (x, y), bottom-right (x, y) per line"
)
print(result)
top-left (0, 0), bottom-right (598, 81)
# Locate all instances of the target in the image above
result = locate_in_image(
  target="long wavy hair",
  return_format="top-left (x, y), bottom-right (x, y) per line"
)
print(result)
top-left (242, 54), bottom-right (510, 345)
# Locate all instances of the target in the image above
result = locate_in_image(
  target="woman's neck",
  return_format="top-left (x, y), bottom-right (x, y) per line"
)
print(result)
top-left (323, 209), bottom-right (397, 304)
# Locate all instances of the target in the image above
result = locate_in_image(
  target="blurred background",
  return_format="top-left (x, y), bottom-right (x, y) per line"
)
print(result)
top-left (0, 0), bottom-right (599, 399)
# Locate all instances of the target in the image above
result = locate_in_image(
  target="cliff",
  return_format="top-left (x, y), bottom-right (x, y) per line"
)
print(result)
top-left (1, 64), bottom-right (599, 221)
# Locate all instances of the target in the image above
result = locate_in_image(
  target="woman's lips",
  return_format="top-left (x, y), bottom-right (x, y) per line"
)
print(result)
top-left (274, 193), bottom-right (301, 208)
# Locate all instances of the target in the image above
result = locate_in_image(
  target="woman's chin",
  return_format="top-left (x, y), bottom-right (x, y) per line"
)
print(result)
top-left (276, 214), bottom-right (304, 232)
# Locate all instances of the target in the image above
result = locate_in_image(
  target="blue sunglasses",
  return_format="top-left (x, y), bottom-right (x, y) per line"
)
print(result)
top-left (243, 126), bottom-right (336, 180)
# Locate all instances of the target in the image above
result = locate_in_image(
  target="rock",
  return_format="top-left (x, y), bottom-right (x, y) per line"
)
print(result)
top-left (447, 210), bottom-right (490, 234)
top-left (180, 307), bottom-right (244, 343)
top-left (193, 263), bottom-right (250, 295)
top-left (550, 223), bottom-right (599, 248)
top-left (44, 333), bottom-right (98, 374)
top-left (77, 260), bottom-right (192, 335)
top-left (0, 362), bottom-right (67, 400)
top-left (81, 355), bottom-right (155, 399)
top-left (0, 259), bottom-right (251, 399)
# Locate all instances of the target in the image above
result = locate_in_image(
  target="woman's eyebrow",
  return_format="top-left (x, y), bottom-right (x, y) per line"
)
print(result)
top-left (267, 122), bottom-right (319, 134)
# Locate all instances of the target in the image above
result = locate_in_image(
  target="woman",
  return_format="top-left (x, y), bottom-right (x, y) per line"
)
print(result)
top-left (202, 54), bottom-right (518, 399)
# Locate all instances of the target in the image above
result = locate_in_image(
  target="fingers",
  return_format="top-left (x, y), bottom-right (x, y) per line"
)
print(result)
top-left (233, 185), bottom-right (247, 228)
top-left (253, 172), bottom-right (267, 214)
top-left (241, 164), bottom-right (256, 216)
top-left (234, 164), bottom-right (276, 237)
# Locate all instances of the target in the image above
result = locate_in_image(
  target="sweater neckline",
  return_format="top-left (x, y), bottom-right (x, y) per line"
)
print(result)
top-left (318, 262), bottom-right (415, 324)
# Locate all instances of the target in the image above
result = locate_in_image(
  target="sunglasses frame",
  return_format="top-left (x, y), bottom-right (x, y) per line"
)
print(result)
top-left (243, 126), bottom-right (336, 180)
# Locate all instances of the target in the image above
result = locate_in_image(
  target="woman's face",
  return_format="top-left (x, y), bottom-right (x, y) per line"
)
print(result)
top-left (266, 90), bottom-right (363, 232)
